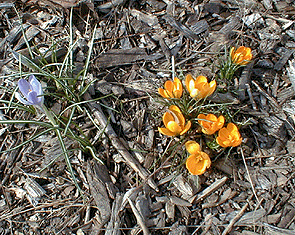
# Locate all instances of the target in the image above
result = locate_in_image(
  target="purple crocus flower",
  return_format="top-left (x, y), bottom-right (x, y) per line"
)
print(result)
top-left (15, 75), bottom-right (44, 107)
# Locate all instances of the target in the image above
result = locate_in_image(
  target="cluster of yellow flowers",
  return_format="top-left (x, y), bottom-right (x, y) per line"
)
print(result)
top-left (157, 46), bottom-right (252, 176)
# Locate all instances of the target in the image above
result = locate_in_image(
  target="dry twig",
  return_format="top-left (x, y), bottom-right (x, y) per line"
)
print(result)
top-left (221, 196), bottom-right (252, 235)
top-left (127, 198), bottom-right (150, 235)
top-left (190, 176), bottom-right (228, 204)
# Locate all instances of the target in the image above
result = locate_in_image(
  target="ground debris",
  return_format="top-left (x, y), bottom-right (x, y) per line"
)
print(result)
top-left (95, 48), bottom-right (155, 68)
top-left (0, 0), bottom-right (295, 234)
top-left (86, 160), bottom-right (112, 227)
top-left (264, 223), bottom-right (295, 235)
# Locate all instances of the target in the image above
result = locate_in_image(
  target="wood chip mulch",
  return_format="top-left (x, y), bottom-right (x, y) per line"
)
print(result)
top-left (0, 0), bottom-right (295, 234)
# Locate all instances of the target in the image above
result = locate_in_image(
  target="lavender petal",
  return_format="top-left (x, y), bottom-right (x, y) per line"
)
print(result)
top-left (29, 75), bottom-right (43, 96)
top-left (27, 91), bottom-right (41, 106)
top-left (15, 92), bottom-right (33, 105)
top-left (18, 79), bottom-right (31, 97)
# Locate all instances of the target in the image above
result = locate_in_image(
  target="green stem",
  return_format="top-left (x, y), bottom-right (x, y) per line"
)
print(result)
top-left (41, 104), bottom-right (84, 198)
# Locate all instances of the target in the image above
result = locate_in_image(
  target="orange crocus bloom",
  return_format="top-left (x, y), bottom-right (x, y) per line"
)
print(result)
top-left (185, 74), bottom-right (216, 99)
top-left (230, 46), bottom-right (252, 65)
top-left (185, 141), bottom-right (211, 175)
top-left (216, 123), bottom-right (242, 147)
top-left (158, 105), bottom-right (191, 136)
top-left (198, 114), bottom-right (225, 135)
top-left (158, 77), bottom-right (183, 99)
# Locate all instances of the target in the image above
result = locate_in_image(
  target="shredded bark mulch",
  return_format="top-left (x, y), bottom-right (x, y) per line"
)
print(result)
top-left (0, 0), bottom-right (295, 234)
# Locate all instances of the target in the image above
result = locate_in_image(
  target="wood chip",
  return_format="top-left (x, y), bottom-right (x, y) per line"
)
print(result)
top-left (106, 193), bottom-right (124, 235)
top-left (128, 197), bottom-right (150, 235)
top-left (209, 16), bottom-right (241, 52)
top-left (202, 188), bottom-right (236, 209)
top-left (274, 49), bottom-right (294, 71)
top-left (238, 63), bottom-right (253, 101)
top-left (26, 0), bottom-right (90, 8)
top-left (95, 48), bottom-right (162, 68)
top-left (23, 177), bottom-right (46, 206)
top-left (86, 160), bottom-right (111, 227)
top-left (222, 200), bottom-right (250, 235)
top-left (264, 223), bottom-right (295, 235)
top-left (168, 222), bottom-right (187, 235)
top-left (236, 208), bottom-right (266, 226)
top-left (277, 206), bottom-right (295, 228)
top-left (173, 174), bottom-right (194, 197)
top-left (188, 19), bottom-right (209, 35)
top-left (165, 200), bottom-right (175, 221)
top-left (169, 196), bottom-right (192, 207)
top-left (189, 176), bottom-right (228, 204)
top-left (130, 9), bottom-right (159, 27)
top-left (163, 15), bottom-right (199, 40)
top-left (14, 26), bottom-right (40, 51)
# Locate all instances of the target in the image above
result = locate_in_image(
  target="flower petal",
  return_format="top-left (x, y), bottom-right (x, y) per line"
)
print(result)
top-left (170, 107), bottom-right (185, 126)
top-left (230, 47), bottom-right (235, 59)
top-left (166, 121), bottom-right (182, 134)
top-left (185, 74), bottom-right (194, 93)
top-left (158, 88), bottom-right (169, 98)
top-left (195, 76), bottom-right (208, 85)
top-left (186, 152), bottom-right (211, 175)
top-left (235, 46), bottom-right (246, 54)
top-left (227, 123), bottom-right (238, 133)
top-left (158, 127), bottom-right (176, 136)
top-left (29, 75), bottom-right (43, 96)
top-left (198, 114), bottom-right (213, 134)
top-left (163, 112), bottom-right (174, 127)
top-left (173, 90), bottom-right (182, 98)
top-left (185, 141), bottom-right (200, 155)
top-left (245, 48), bottom-right (252, 60)
top-left (165, 90), bottom-right (173, 98)
top-left (15, 92), bottom-right (33, 105)
top-left (158, 88), bottom-right (173, 99)
top-left (164, 80), bottom-right (174, 93)
top-left (216, 137), bottom-right (229, 148)
top-left (218, 127), bottom-right (230, 140)
top-left (18, 79), bottom-right (31, 97)
top-left (199, 114), bottom-right (225, 135)
top-left (217, 115), bottom-right (225, 127)
top-left (232, 137), bottom-right (242, 147)
top-left (190, 88), bottom-right (200, 98)
top-left (180, 121), bottom-right (191, 135)
top-left (231, 46), bottom-right (252, 65)
top-left (192, 78), bottom-right (216, 99)
top-left (27, 91), bottom-right (42, 106)
top-left (207, 80), bottom-right (217, 96)
top-left (198, 114), bottom-right (206, 121)
top-left (174, 77), bottom-right (182, 91)
top-left (169, 105), bottom-right (181, 114)
top-left (172, 77), bottom-right (183, 98)
top-left (206, 114), bottom-right (218, 122)
top-left (216, 123), bottom-right (242, 147)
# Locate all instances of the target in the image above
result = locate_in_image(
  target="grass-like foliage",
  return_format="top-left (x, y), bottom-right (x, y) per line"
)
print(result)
top-left (0, 9), bottom-right (106, 198)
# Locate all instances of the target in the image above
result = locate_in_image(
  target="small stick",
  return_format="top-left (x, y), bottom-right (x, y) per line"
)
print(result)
top-left (245, 83), bottom-right (257, 110)
top-left (251, 81), bottom-right (280, 111)
top-left (221, 197), bottom-right (251, 235)
top-left (172, 55), bottom-right (175, 80)
top-left (127, 198), bottom-right (150, 235)
top-left (240, 148), bottom-right (261, 206)
top-left (190, 176), bottom-right (228, 204)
